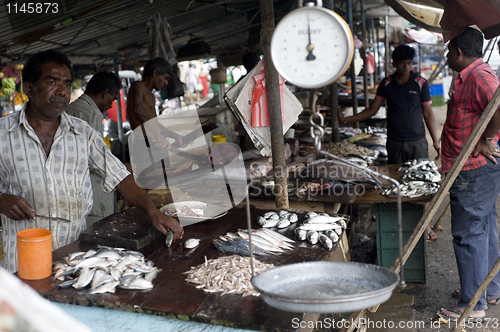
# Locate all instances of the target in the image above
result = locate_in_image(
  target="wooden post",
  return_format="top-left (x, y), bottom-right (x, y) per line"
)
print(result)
top-left (259, 0), bottom-right (289, 209)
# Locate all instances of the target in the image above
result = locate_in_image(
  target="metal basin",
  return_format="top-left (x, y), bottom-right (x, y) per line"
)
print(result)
top-left (252, 261), bottom-right (399, 313)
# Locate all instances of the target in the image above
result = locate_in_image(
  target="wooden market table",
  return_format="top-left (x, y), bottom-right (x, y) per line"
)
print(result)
top-left (23, 206), bottom-right (350, 332)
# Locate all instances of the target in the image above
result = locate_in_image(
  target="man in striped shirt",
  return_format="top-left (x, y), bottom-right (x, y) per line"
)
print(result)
top-left (0, 50), bottom-right (183, 273)
top-left (65, 72), bottom-right (122, 224)
top-left (440, 27), bottom-right (500, 321)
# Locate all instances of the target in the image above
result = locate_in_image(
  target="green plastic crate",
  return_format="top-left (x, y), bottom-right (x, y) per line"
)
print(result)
top-left (375, 202), bottom-right (427, 283)
top-left (431, 95), bottom-right (445, 106)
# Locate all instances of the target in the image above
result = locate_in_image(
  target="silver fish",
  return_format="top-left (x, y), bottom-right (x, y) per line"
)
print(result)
top-left (95, 250), bottom-right (122, 260)
top-left (145, 267), bottom-right (161, 282)
top-left (82, 249), bottom-right (97, 259)
top-left (288, 213), bottom-right (298, 223)
top-left (319, 233), bottom-right (333, 249)
top-left (263, 211), bottom-right (277, 218)
top-left (121, 276), bottom-right (153, 290)
top-left (298, 223), bottom-right (339, 232)
top-left (165, 230), bottom-right (174, 247)
top-left (324, 229), bottom-right (339, 243)
top-left (91, 280), bottom-right (120, 294)
top-left (184, 238), bottom-right (200, 249)
top-left (73, 267), bottom-right (97, 289)
top-left (260, 229), bottom-right (295, 243)
top-left (306, 230), bottom-right (319, 245)
top-left (304, 215), bottom-right (343, 224)
top-left (277, 218), bottom-right (290, 229)
top-left (294, 228), bottom-right (307, 241)
top-left (262, 218), bottom-right (279, 228)
top-left (74, 257), bottom-right (106, 270)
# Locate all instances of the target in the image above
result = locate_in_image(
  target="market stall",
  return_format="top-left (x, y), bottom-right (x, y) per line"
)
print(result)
top-left (24, 206), bottom-right (351, 332)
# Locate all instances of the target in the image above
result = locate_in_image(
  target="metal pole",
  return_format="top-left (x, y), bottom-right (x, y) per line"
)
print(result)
top-left (347, 0), bottom-right (359, 128)
top-left (360, 0), bottom-right (369, 109)
top-left (325, 0), bottom-right (339, 143)
top-left (113, 52), bottom-right (126, 162)
top-left (260, 0), bottom-right (289, 209)
top-left (384, 15), bottom-right (390, 78)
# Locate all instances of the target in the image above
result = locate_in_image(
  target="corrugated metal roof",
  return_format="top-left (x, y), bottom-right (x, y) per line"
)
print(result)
top-left (0, 0), bottom-right (441, 67)
top-left (0, 0), bottom-right (298, 66)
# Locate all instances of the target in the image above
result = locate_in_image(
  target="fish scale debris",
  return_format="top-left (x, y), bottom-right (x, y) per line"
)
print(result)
top-left (184, 255), bottom-right (274, 297)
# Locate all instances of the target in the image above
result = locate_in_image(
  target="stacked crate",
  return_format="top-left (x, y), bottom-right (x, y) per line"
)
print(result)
top-left (375, 202), bottom-right (427, 283)
top-left (430, 83), bottom-right (445, 106)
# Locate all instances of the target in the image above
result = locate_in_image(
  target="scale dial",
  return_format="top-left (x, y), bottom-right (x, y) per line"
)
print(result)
top-left (271, 4), bottom-right (354, 89)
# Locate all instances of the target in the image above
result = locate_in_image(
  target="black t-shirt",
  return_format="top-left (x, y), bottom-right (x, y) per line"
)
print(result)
top-left (376, 72), bottom-right (431, 141)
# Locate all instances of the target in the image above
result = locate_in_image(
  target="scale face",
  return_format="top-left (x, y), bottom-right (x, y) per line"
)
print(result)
top-left (270, 2), bottom-right (354, 89)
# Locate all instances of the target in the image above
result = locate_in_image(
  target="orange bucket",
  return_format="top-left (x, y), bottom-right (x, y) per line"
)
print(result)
top-left (17, 229), bottom-right (52, 280)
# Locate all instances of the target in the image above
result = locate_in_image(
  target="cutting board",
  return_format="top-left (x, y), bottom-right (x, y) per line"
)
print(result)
top-left (78, 209), bottom-right (163, 250)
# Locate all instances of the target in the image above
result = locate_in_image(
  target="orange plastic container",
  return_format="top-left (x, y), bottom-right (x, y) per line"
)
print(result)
top-left (17, 229), bottom-right (52, 280)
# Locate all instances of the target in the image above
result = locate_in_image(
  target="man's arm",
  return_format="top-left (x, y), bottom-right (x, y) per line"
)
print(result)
top-left (338, 97), bottom-right (384, 124)
top-left (115, 175), bottom-right (184, 240)
top-left (422, 104), bottom-right (441, 160)
top-left (472, 109), bottom-right (500, 163)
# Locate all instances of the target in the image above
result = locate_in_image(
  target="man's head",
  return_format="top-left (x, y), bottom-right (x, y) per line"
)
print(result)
top-left (242, 52), bottom-right (260, 72)
top-left (447, 27), bottom-right (484, 72)
top-left (23, 50), bottom-right (74, 118)
top-left (143, 57), bottom-right (173, 91)
top-left (392, 45), bottom-right (415, 76)
top-left (85, 72), bottom-right (123, 113)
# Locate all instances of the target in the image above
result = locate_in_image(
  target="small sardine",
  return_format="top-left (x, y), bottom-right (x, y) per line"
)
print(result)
top-left (319, 233), bottom-right (333, 249)
top-left (165, 230), bottom-right (174, 247)
top-left (307, 230), bottom-right (319, 245)
top-left (91, 280), bottom-right (119, 294)
top-left (262, 218), bottom-right (279, 228)
top-left (276, 218), bottom-right (290, 229)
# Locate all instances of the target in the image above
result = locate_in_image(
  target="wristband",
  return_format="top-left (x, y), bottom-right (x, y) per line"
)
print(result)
top-left (484, 136), bottom-right (494, 143)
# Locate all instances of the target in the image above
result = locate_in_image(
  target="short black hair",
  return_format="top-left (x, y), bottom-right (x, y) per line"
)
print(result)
top-left (143, 57), bottom-right (173, 78)
top-left (23, 50), bottom-right (74, 86)
top-left (242, 52), bottom-right (260, 72)
top-left (85, 72), bottom-right (122, 95)
top-left (450, 27), bottom-right (483, 58)
top-left (392, 45), bottom-right (415, 63)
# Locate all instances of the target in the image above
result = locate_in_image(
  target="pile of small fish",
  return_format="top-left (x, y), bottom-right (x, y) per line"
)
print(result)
top-left (53, 246), bottom-right (160, 294)
top-left (398, 160), bottom-right (441, 183)
top-left (184, 255), bottom-right (274, 297)
top-left (257, 210), bottom-right (298, 228)
top-left (213, 228), bottom-right (295, 256)
top-left (322, 142), bottom-right (374, 158)
top-left (380, 159), bottom-right (441, 198)
top-left (380, 181), bottom-right (440, 198)
top-left (294, 212), bottom-right (348, 249)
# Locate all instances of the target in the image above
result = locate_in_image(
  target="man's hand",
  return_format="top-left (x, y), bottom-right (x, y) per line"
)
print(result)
top-left (150, 210), bottom-right (184, 240)
top-left (0, 194), bottom-right (36, 220)
top-left (433, 141), bottom-right (441, 160)
top-left (337, 106), bottom-right (346, 124)
top-left (473, 140), bottom-right (500, 164)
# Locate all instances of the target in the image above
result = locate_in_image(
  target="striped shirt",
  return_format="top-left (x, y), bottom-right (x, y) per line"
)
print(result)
top-left (65, 94), bottom-right (116, 218)
top-left (441, 58), bottom-right (500, 173)
top-left (0, 107), bottom-right (130, 272)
